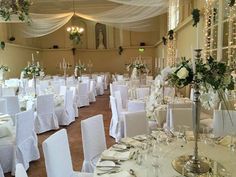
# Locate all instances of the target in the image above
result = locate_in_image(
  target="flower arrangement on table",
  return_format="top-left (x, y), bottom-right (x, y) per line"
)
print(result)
top-left (0, 65), bottom-right (10, 72)
top-left (168, 56), bottom-right (234, 110)
top-left (74, 63), bottom-right (86, 77)
top-left (21, 63), bottom-right (44, 79)
top-left (0, 0), bottom-right (31, 22)
top-left (127, 62), bottom-right (147, 73)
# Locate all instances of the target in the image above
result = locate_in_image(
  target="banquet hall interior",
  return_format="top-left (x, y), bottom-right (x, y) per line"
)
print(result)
top-left (0, 0), bottom-right (236, 177)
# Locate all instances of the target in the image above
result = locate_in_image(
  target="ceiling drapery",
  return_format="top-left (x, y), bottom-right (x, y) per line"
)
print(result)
top-left (21, 0), bottom-right (168, 38)
top-left (107, 0), bottom-right (167, 7)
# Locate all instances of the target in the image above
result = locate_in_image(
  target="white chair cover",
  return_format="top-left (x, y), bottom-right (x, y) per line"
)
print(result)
top-left (2, 87), bottom-right (15, 96)
top-left (69, 86), bottom-right (79, 117)
top-left (123, 111), bottom-right (148, 137)
top-left (56, 90), bottom-right (75, 125)
top-left (81, 115), bottom-right (107, 173)
top-left (166, 103), bottom-right (192, 129)
top-left (109, 96), bottom-right (124, 142)
top-left (35, 94), bottom-right (59, 134)
top-left (0, 109), bottom-right (40, 175)
top-left (136, 87), bottom-right (150, 100)
top-left (113, 85), bottom-right (128, 108)
top-left (3, 96), bottom-right (20, 124)
top-left (213, 110), bottom-right (236, 137)
top-left (127, 100), bottom-right (145, 112)
top-left (96, 76), bottom-right (104, 95)
top-left (168, 108), bottom-right (193, 131)
top-left (88, 80), bottom-right (96, 102)
top-left (51, 81), bottom-right (61, 94)
top-left (114, 91), bottom-right (126, 113)
top-left (42, 129), bottom-right (93, 177)
top-left (78, 83), bottom-right (90, 107)
top-left (0, 165), bottom-right (4, 177)
top-left (164, 86), bottom-right (175, 98)
top-left (59, 85), bottom-right (67, 96)
top-left (15, 163), bottom-right (28, 177)
top-left (15, 110), bottom-right (40, 172)
top-left (0, 99), bottom-right (7, 114)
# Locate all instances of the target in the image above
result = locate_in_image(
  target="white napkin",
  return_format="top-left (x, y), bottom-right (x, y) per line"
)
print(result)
top-left (218, 136), bottom-right (232, 146)
top-left (101, 149), bottom-right (134, 161)
top-left (121, 137), bottom-right (145, 148)
top-left (102, 171), bottom-right (132, 177)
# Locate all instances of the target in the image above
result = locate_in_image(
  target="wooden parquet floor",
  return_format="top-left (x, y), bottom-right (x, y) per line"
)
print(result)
top-left (5, 90), bottom-right (115, 177)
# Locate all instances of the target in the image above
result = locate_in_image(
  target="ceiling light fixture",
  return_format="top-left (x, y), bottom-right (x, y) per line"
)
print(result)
top-left (66, 0), bottom-right (84, 44)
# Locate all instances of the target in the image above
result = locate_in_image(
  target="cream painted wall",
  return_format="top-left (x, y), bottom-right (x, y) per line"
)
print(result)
top-left (0, 44), bottom-right (41, 78)
top-left (41, 47), bottom-right (156, 75)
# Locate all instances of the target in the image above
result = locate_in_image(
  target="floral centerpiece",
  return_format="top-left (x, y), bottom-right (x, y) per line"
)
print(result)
top-left (0, 64), bottom-right (10, 72)
top-left (127, 62), bottom-right (147, 73)
top-left (168, 56), bottom-right (234, 109)
top-left (0, 0), bottom-right (31, 22)
top-left (0, 64), bottom-right (10, 82)
top-left (74, 63), bottom-right (86, 77)
top-left (21, 63), bottom-right (44, 79)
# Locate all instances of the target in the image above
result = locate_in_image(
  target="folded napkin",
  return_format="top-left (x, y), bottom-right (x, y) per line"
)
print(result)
top-left (101, 149), bottom-right (134, 161)
top-left (101, 171), bottom-right (132, 177)
top-left (0, 114), bottom-right (11, 120)
top-left (151, 131), bottom-right (168, 139)
top-left (121, 137), bottom-right (145, 148)
top-left (218, 136), bottom-right (232, 146)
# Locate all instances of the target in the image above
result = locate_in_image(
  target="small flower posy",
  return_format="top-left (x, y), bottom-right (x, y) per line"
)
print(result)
top-left (0, 65), bottom-right (10, 72)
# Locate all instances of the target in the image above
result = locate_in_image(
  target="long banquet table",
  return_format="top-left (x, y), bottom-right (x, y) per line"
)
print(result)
top-left (94, 132), bottom-right (236, 177)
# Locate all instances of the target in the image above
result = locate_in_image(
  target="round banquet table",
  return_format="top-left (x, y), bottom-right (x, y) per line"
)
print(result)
top-left (94, 134), bottom-right (236, 177)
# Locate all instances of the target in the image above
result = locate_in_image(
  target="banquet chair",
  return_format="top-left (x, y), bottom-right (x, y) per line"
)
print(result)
top-left (88, 80), bottom-right (96, 102)
top-left (114, 91), bottom-right (127, 113)
top-left (0, 109), bottom-right (40, 175)
top-left (127, 100), bottom-right (145, 112)
top-left (123, 111), bottom-right (148, 137)
top-left (2, 87), bottom-right (15, 96)
top-left (15, 163), bottom-right (28, 177)
top-left (0, 98), bottom-right (7, 114)
top-left (213, 110), bottom-right (236, 137)
top-left (34, 94), bottom-right (59, 134)
top-left (109, 96), bottom-right (125, 142)
top-left (113, 85), bottom-right (128, 109)
top-left (59, 85), bottom-right (67, 96)
top-left (69, 86), bottom-right (79, 117)
top-left (168, 108), bottom-right (193, 131)
top-left (51, 81), bottom-right (61, 94)
top-left (3, 96), bottom-right (20, 124)
top-left (78, 83), bottom-right (90, 107)
top-left (81, 114), bottom-right (107, 173)
top-left (55, 90), bottom-right (75, 125)
top-left (0, 165), bottom-right (4, 177)
top-left (136, 87), bottom-right (150, 100)
top-left (42, 129), bottom-right (93, 177)
top-left (96, 76), bottom-right (104, 95)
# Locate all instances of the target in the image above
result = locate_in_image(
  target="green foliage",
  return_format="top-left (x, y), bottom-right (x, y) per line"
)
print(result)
top-left (0, 0), bottom-right (31, 22)
top-left (0, 41), bottom-right (5, 50)
top-left (0, 65), bottom-right (9, 72)
top-left (69, 32), bottom-right (82, 45)
top-left (192, 8), bottom-right (200, 27)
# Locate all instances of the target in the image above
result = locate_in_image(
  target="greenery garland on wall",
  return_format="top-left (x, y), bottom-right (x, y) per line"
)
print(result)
top-left (191, 8), bottom-right (200, 27)
top-left (0, 0), bottom-right (31, 22)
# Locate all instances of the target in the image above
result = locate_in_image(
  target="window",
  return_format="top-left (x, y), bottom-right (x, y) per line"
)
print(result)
top-left (168, 0), bottom-right (180, 30)
top-left (204, 0), bottom-right (236, 67)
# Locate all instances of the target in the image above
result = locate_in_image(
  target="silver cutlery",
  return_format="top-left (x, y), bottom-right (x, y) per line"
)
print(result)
top-left (97, 169), bottom-right (121, 176)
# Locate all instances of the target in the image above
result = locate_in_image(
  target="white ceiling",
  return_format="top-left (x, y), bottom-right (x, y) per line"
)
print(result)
top-left (30, 0), bottom-right (120, 14)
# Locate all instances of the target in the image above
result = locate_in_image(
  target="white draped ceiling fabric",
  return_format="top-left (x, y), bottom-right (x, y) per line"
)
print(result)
top-left (20, 0), bottom-right (168, 38)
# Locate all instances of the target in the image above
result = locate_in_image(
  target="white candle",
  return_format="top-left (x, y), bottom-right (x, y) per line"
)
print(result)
top-left (155, 57), bottom-right (158, 68)
top-left (196, 25), bottom-right (199, 49)
top-left (37, 61), bottom-right (40, 67)
top-left (59, 62), bottom-right (62, 69)
top-left (191, 47), bottom-right (196, 74)
top-left (27, 61), bottom-right (30, 67)
top-left (32, 54), bottom-right (34, 63)
top-left (162, 48), bottom-right (164, 58)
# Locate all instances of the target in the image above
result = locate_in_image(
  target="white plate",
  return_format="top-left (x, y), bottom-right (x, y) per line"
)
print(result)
top-left (97, 161), bottom-right (116, 171)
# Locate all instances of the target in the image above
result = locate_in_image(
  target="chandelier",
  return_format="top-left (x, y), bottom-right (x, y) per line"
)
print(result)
top-left (66, 0), bottom-right (84, 44)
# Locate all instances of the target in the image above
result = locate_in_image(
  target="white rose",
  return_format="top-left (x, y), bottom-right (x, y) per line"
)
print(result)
top-left (176, 67), bottom-right (189, 79)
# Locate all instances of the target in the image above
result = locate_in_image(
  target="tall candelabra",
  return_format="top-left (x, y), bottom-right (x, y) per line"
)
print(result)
top-left (59, 58), bottom-right (70, 85)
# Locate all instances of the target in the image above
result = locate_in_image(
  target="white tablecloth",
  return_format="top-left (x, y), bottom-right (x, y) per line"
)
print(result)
top-left (94, 137), bottom-right (236, 177)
